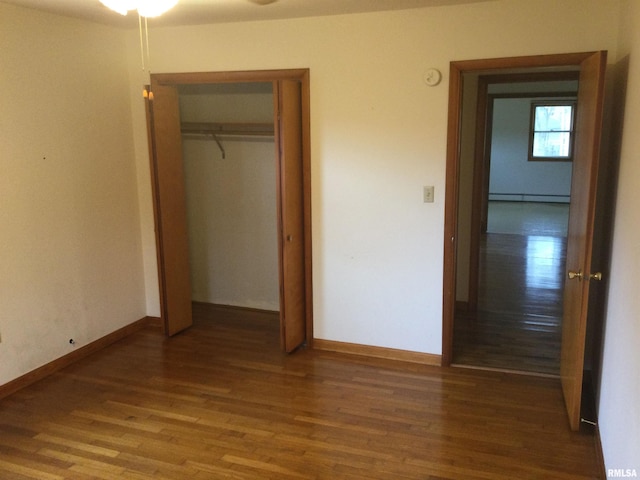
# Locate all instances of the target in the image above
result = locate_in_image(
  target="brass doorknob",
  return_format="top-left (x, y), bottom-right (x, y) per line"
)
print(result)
top-left (589, 272), bottom-right (603, 281)
top-left (568, 270), bottom-right (583, 280)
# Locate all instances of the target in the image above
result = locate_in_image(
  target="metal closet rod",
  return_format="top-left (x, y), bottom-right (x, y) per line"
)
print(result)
top-left (181, 122), bottom-right (274, 137)
top-left (181, 122), bottom-right (275, 159)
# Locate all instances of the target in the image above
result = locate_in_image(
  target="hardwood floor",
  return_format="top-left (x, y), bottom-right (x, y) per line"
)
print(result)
top-left (486, 201), bottom-right (569, 236)
top-left (0, 304), bottom-right (601, 479)
top-left (453, 202), bottom-right (568, 376)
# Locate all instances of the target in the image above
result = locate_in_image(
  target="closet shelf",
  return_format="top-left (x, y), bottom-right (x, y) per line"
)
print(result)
top-left (181, 122), bottom-right (275, 137)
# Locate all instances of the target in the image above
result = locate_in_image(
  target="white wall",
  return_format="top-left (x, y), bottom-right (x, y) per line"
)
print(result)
top-left (130, 0), bottom-right (621, 355)
top-left (490, 97), bottom-right (573, 203)
top-left (1, 0), bottom-right (636, 472)
top-left (0, 4), bottom-right (146, 385)
top-left (179, 85), bottom-right (279, 311)
top-left (598, 0), bottom-right (640, 474)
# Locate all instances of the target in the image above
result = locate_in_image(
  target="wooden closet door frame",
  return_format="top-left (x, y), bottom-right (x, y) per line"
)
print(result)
top-left (146, 69), bottom-right (313, 347)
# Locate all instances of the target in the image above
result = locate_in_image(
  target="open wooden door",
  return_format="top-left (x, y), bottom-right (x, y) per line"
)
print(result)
top-left (147, 79), bottom-right (193, 336)
top-left (274, 79), bottom-right (306, 352)
top-left (560, 51), bottom-right (607, 431)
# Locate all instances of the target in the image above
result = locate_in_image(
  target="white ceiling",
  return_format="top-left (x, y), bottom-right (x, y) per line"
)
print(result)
top-left (3, 0), bottom-right (492, 28)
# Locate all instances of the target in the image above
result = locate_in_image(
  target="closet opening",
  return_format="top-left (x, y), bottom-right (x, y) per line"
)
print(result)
top-left (179, 82), bottom-right (280, 319)
top-left (146, 70), bottom-right (311, 353)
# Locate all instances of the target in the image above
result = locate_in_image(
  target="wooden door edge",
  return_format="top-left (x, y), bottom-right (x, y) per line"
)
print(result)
top-left (300, 70), bottom-right (314, 347)
top-left (442, 62), bottom-right (463, 366)
top-left (144, 84), bottom-right (168, 335)
top-left (467, 77), bottom-right (490, 313)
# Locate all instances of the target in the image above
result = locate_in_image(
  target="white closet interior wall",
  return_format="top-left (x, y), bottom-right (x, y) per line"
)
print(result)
top-left (179, 83), bottom-right (279, 312)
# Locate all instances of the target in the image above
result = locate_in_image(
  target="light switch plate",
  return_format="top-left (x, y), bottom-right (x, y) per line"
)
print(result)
top-left (423, 186), bottom-right (435, 203)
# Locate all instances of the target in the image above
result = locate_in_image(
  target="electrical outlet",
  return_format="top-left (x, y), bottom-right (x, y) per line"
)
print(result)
top-left (423, 185), bottom-right (435, 203)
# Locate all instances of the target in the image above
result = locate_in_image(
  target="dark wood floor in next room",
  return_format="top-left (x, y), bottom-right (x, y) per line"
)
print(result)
top-left (454, 201), bottom-right (569, 376)
top-left (0, 303), bottom-right (601, 479)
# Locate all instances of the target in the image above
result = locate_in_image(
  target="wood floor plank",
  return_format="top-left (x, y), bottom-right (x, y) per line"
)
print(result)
top-left (0, 459), bottom-right (66, 480)
top-left (33, 434), bottom-right (120, 458)
top-left (41, 422), bottom-right (143, 450)
top-left (0, 303), bottom-right (601, 479)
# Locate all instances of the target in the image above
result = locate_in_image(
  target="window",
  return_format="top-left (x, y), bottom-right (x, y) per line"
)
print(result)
top-left (529, 102), bottom-right (575, 161)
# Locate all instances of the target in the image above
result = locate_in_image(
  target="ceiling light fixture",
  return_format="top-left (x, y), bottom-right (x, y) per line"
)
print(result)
top-left (99, 1), bottom-right (179, 100)
top-left (99, 0), bottom-right (179, 18)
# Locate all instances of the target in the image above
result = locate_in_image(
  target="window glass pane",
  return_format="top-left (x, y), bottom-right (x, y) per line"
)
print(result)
top-left (534, 105), bottom-right (573, 132)
top-left (532, 132), bottom-right (571, 157)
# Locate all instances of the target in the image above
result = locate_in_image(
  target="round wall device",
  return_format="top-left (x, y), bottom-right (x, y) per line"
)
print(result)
top-left (424, 68), bottom-right (442, 86)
